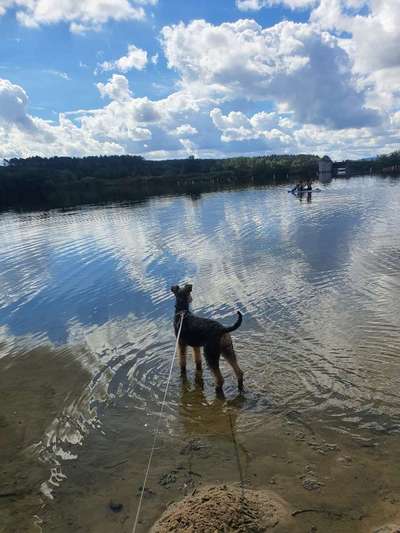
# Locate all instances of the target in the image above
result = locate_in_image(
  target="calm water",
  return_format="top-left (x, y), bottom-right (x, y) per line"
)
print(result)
top-left (1, 175), bottom-right (400, 526)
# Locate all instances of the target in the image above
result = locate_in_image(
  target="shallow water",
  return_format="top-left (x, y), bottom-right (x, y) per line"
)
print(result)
top-left (1, 175), bottom-right (400, 531)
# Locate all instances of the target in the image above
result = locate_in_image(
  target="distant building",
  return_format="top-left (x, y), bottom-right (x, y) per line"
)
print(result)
top-left (319, 155), bottom-right (333, 174)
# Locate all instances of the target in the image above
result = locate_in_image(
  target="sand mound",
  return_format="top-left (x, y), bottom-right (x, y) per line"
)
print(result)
top-left (373, 525), bottom-right (400, 533)
top-left (151, 484), bottom-right (290, 533)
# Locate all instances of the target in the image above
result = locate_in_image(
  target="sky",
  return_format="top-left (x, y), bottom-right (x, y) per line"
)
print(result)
top-left (0, 0), bottom-right (399, 161)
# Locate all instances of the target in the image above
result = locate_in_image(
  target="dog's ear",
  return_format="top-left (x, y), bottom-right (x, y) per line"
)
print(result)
top-left (184, 284), bottom-right (193, 293)
top-left (171, 285), bottom-right (179, 294)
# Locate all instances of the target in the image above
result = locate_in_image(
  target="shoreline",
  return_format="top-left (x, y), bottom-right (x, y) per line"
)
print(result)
top-left (1, 171), bottom-right (399, 214)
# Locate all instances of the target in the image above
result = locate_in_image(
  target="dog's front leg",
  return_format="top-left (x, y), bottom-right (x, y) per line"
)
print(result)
top-left (179, 343), bottom-right (187, 375)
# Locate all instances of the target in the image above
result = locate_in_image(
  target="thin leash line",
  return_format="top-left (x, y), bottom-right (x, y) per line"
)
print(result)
top-left (131, 312), bottom-right (185, 533)
top-left (228, 410), bottom-right (245, 501)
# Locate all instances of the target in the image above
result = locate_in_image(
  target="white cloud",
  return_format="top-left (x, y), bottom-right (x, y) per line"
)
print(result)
top-left (312, 1), bottom-right (400, 73)
top-left (310, 0), bottom-right (400, 116)
top-left (97, 74), bottom-right (133, 102)
top-left (0, 113), bottom-right (124, 160)
top-left (0, 78), bottom-right (36, 131)
top-left (99, 44), bottom-right (148, 73)
top-left (0, 77), bottom-right (126, 158)
top-left (0, 0), bottom-right (157, 32)
top-left (1, 3), bottom-right (399, 162)
top-left (78, 101), bottom-right (154, 143)
top-left (239, 1), bottom-right (400, 119)
top-left (82, 78), bottom-right (208, 147)
top-left (44, 70), bottom-right (71, 80)
top-left (211, 108), bottom-right (257, 142)
top-left (210, 108), bottom-right (289, 144)
top-left (180, 138), bottom-right (198, 156)
top-left (210, 106), bottom-right (399, 159)
top-left (0, 76), bottom-right (206, 160)
top-left (161, 18), bottom-right (379, 129)
top-left (211, 107), bottom-right (296, 148)
top-left (171, 124), bottom-right (198, 136)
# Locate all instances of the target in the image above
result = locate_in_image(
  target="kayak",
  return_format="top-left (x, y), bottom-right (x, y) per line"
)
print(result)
top-left (289, 188), bottom-right (321, 194)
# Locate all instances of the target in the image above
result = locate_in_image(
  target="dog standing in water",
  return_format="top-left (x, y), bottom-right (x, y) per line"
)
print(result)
top-left (171, 284), bottom-right (244, 392)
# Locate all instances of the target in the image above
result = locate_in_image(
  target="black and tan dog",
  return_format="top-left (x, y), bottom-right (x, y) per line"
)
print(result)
top-left (171, 284), bottom-right (244, 392)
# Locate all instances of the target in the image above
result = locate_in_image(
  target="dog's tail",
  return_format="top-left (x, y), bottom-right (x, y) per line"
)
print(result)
top-left (224, 311), bottom-right (243, 333)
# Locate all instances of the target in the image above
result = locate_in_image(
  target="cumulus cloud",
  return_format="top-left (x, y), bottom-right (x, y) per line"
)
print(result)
top-left (243, 0), bottom-right (400, 120)
top-left (312, 0), bottom-right (400, 73)
top-left (211, 106), bottom-right (399, 159)
top-left (97, 74), bottom-right (133, 101)
top-left (0, 76), bottom-right (208, 160)
top-left (98, 44), bottom-right (148, 73)
top-left (0, 77), bottom-right (126, 158)
top-left (78, 95), bottom-right (155, 143)
top-left (0, 78), bottom-right (36, 131)
top-left (82, 77), bottom-right (208, 147)
top-left (161, 18), bottom-right (379, 129)
top-left (1, 3), bottom-right (399, 162)
top-left (237, 0), bottom-right (400, 97)
top-left (211, 108), bottom-right (281, 142)
top-left (310, 0), bottom-right (400, 116)
top-left (211, 107), bottom-right (296, 152)
top-left (0, 113), bottom-right (124, 160)
top-left (179, 138), bottom-right (198, 156)
top-left (171, 124), bottom-right (198, 136)
top-left (0, 0), bottom-right (157, 32)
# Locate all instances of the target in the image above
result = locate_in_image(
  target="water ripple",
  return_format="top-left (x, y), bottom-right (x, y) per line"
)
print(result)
top-left (1, 177), bottom-right (400, 468)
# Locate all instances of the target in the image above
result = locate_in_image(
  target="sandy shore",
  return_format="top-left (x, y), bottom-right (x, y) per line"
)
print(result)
top-left (1, 347), bottom-right (400, 533)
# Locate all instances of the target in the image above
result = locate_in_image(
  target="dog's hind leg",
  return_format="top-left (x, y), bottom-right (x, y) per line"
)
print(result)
top-left (192, 347), bottom-right (202, 372)
top-left (211, 367), bottom-right (224, 391)
top-left (192, 346), bottom-right (204, 387)
top-left (204, 343), bottom-right (224, 392)
top-left (221, 334), bottom-right (244, 391)
top-left (179, 343), bottom-right (187, 375)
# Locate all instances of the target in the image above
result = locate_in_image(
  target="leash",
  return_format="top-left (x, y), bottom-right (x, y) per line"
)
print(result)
top-left (228, 410), bottom-right (245, 500)
top-left (131, 311), bottom-right (185, 533)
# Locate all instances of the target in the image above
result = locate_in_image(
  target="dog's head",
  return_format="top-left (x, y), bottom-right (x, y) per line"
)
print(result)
top-left (171, 284), bottom-right (193, 310)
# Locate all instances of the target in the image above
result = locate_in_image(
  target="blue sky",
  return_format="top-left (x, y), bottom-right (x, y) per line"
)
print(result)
top-left (0, 0), bottom-right (399, 160)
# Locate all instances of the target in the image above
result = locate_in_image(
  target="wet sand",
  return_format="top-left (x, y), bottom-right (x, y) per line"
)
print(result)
top-left (41, 415), bottom-right (400, 533)
top-left (2, 354), bottom-right (400, 533)
top-left (0, 343), bottom-right (91, 533)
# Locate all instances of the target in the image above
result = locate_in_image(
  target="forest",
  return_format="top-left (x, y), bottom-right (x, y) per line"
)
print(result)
top-left (0, 151), bottom-right (399, 210)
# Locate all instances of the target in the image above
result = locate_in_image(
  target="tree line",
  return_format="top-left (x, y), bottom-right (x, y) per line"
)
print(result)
top-left (346, 150), bottom-right (400, 174)
top-left (0, 154), bottom-right (318, 209)
top-left (0, 151), bottom-right (399, 210)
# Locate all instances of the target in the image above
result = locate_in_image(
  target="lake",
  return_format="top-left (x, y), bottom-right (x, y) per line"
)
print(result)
top-left (1, 175), bottom-right (400, 532)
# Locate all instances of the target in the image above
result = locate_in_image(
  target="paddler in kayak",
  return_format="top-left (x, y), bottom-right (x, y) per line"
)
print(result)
top-left (291, 181), bottom-right (304, 193)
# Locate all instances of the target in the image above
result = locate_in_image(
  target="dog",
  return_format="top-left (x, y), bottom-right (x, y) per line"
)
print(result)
top-left (171, 284), bottom-right (243, 392)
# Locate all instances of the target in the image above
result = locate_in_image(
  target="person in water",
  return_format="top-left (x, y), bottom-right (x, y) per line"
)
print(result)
top-left (291, 182), bottom-right (304, 193)
top-left (293, 181), bottom-right (312, 193)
